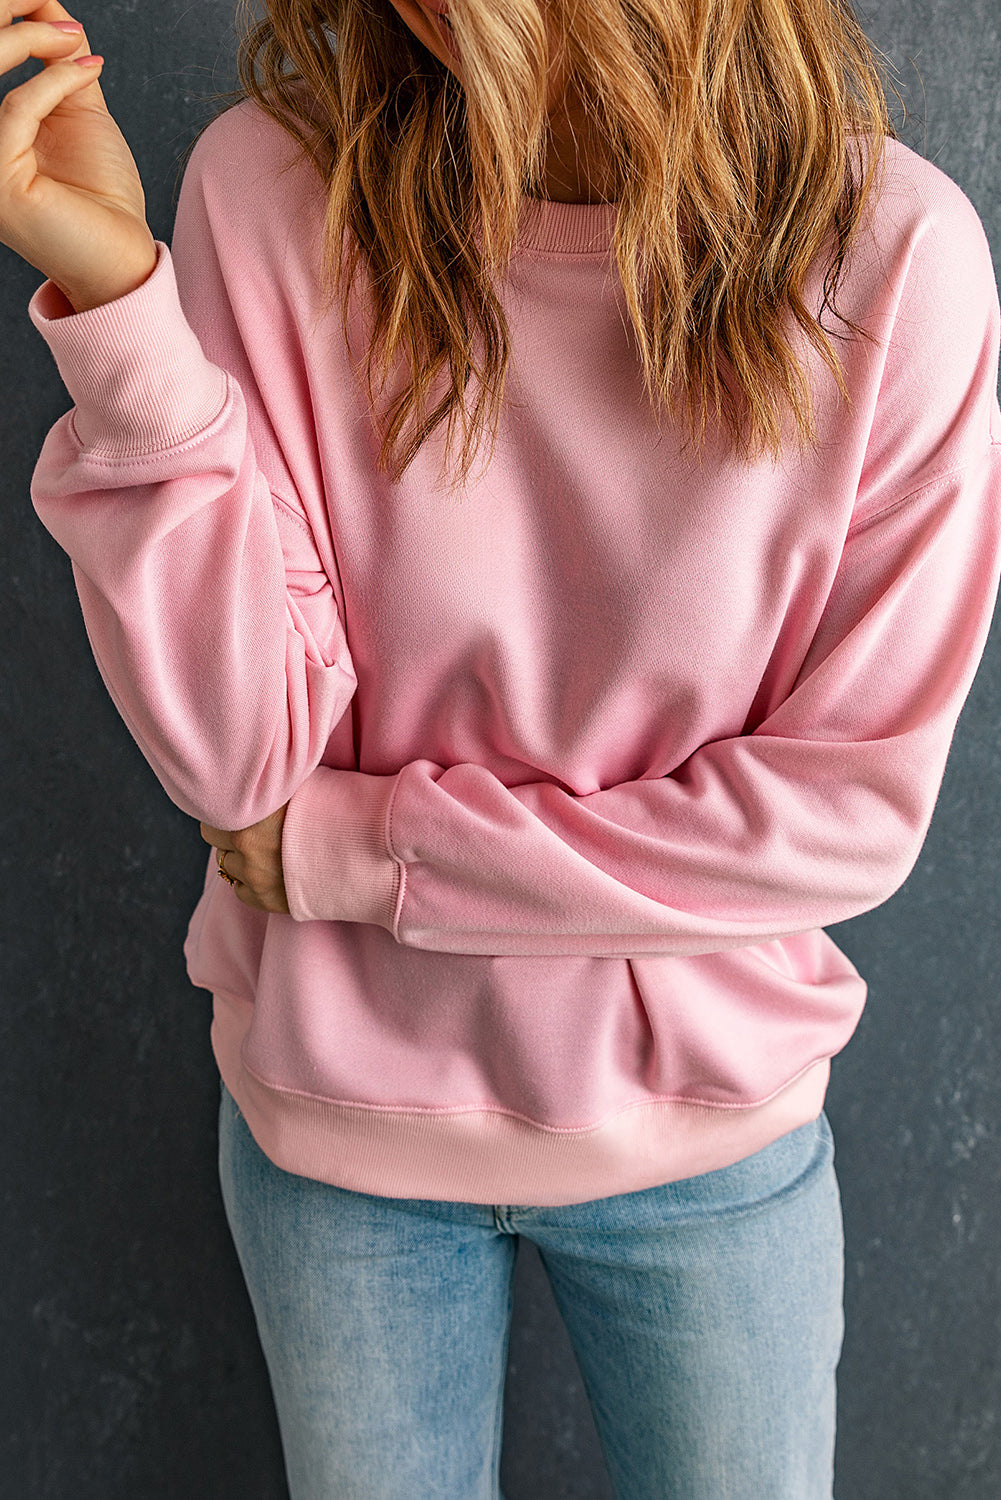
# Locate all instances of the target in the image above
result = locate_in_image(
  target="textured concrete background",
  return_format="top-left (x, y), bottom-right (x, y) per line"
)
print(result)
top-left (1, 0), bottom-right (999, 1495)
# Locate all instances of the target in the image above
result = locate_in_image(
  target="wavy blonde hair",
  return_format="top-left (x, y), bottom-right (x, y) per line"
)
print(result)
top-left (177, 0), bottom-right (907, 493)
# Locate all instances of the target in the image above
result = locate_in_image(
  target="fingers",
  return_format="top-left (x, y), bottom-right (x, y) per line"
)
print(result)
top-left (201, 827), bottom-right (240, 872)
top-left (218, 847), bottom-right (245, 885)
top-left (0, 12), bottom-right (103, 203)
top-left (197, 820), bottom-right (289, 913)
top-left (1, 6), bottom-right (97, 74)
top-left (200, 822), bottom-right (240, 878)
top-left (201, 829), bottom-right (248, 888)
top-left (199, 821), bottom-right (229, 847)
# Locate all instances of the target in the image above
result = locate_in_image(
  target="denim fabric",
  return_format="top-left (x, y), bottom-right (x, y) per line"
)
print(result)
top-left (218, 1080), bottom-right (844, 1499)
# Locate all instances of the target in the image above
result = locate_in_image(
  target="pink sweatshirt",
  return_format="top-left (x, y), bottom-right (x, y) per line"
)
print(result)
top-left (28, 101), bottom-right (1001, 1206)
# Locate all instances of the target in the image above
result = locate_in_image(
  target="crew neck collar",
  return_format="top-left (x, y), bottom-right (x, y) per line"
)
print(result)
top-left (475, 193), bottom-right (621, 255)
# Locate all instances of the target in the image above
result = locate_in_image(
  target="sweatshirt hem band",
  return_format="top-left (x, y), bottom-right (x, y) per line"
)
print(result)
top-left (210, 989), bottom-right (831, 1208)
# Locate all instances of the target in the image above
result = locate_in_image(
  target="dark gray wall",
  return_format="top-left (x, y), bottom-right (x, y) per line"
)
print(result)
top-left (2, 2), bottom-right (999, 1496)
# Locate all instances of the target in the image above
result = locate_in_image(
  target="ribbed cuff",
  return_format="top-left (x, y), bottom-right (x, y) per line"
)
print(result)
top-left (27, 240), bottom-right (229, 455)
top-left (282, 766), bottom-right (403, 928)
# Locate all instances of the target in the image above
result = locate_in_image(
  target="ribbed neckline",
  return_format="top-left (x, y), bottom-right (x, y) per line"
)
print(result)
top-left (508, 193), bottom-right (621, 255)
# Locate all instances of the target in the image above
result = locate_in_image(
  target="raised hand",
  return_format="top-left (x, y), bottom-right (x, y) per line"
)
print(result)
top-left (0, 1), bottom-right (157, 313)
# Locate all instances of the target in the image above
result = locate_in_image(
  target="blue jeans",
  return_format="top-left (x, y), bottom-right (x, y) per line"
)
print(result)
top-left (218, 1080), bottom-right (845, 1499)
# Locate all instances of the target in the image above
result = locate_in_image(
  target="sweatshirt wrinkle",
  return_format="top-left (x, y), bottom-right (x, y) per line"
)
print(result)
top-left (27, 98), bottom-right (1001, 1205)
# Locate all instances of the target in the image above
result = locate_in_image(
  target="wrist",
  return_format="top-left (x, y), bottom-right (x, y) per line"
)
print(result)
top-left (54, 241), bottom-right (159, 316)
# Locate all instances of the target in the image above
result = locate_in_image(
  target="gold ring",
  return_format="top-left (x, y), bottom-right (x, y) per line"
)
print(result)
top-left (216, 847), bottom-right (237, 886)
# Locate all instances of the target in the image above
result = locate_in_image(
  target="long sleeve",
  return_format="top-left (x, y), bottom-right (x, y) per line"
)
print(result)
top-left (28, 151), bottom-right (357, 834)
top-left (282, 440), bottom-right (1001, 953)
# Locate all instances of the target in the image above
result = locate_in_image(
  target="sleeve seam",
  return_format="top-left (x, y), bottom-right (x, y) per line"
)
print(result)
top-left (847, 447), bottom-right (995, 537)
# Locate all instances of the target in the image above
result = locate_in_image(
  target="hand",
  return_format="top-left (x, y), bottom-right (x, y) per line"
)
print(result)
top-left (0, 2), bottom-right (157, 312)
top-left (200, 803), bottom-right (291, 915)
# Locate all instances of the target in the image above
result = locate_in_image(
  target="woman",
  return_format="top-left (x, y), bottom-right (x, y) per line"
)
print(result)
top-left (5, 0), bottom-right (1001, 1495)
